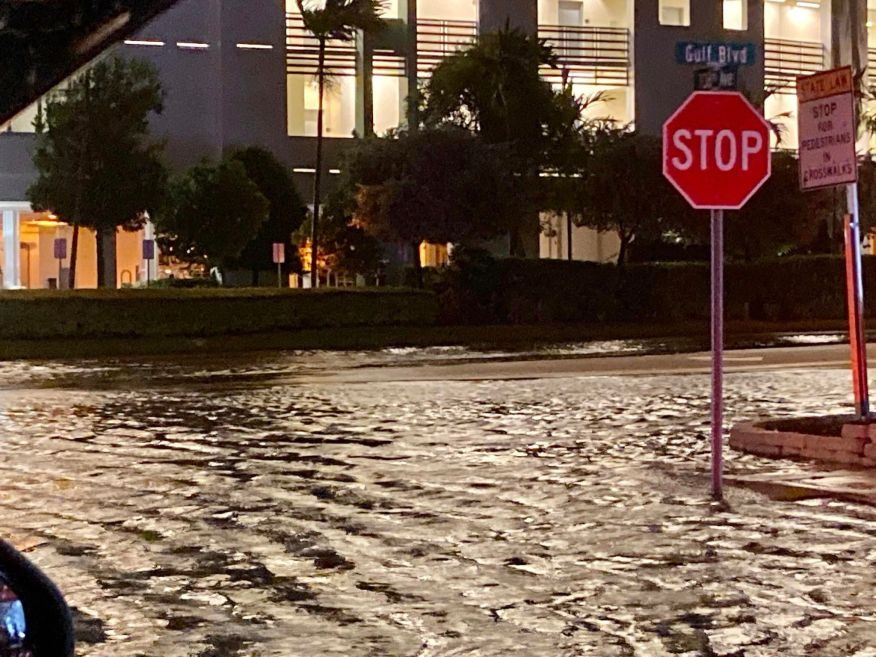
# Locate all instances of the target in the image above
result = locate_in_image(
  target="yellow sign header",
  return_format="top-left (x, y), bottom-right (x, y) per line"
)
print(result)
top-left (797, 66), bottom-right (854, 103)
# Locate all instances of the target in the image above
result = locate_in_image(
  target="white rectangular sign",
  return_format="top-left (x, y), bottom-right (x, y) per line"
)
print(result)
top-left (797, 66), bottom-right (858, 191)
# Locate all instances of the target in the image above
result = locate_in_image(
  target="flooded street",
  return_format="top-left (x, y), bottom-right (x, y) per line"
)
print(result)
top-left (0, 346), bottom-right (874, 656)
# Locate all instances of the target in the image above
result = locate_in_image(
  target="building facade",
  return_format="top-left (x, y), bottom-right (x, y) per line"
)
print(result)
top-left (0, 0), bottom-right (871, 287)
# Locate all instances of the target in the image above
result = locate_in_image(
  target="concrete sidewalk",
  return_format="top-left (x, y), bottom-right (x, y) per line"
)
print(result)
top-left (728, 469), bottom-right (876, 506)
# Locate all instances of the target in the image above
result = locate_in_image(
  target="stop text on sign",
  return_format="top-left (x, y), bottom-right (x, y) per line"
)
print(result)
top-left (662, 91), bottom-right (772, 210)
top-left (670, 129), bottom-right (765, 172)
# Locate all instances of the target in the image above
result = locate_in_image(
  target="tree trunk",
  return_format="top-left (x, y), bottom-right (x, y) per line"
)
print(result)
top-left (566, 212), bottom-right (573, 261)
top-left (310, 38), bottom-right (327, 289)
top-left (70, 69), bottom-right (90, 290)
top-left (96, 227), bottom-right (105, 288)
top-left (617, 233), bottom-right (630, 267)
top-left (96, 226), bottom-right (117, 288)
top-left (509, 228), bottom-right (524, 258)
top-left (412, 241), bottom-right (423, 288)
top-left (68, 223), bottom-right (80, 289)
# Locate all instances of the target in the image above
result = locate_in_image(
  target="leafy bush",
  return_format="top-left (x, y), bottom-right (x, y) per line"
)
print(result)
top-left (147, 277), bottom-right (219, 289)
top-left (437, 253), bottom-right (873, 324)
top-left (0, 288), bottom-right (437, 339)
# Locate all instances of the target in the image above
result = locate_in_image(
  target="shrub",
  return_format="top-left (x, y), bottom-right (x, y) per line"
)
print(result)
top-left (436, 253), bottom-right (874, 325)
top-left (0, 288), bottom-right (438, 339)
top-left (147, 277), bottom-right (219, 289)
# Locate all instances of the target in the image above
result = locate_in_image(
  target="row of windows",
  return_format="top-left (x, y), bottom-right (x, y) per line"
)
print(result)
top-left (286, 0), bottom-right (819, 34)
top-left (286, 76), bottom-right (633, 140)
top-left (659, 0), bottom-right (820, 31)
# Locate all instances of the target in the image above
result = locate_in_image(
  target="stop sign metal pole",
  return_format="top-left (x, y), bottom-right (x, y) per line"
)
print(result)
top-left (663, 92), bottom-right (772, 502)
top-left (711, 209), bottom-right (724, 500)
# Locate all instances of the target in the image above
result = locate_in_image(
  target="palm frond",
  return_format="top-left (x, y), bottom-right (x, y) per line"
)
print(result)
top-left (767, 111), bottom-right (793, 146)
top-left (297, 0), bottom-right (386, 41)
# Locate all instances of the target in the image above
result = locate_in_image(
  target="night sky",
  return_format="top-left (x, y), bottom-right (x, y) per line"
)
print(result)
top-left (0, 0), bottom-right (180, 124)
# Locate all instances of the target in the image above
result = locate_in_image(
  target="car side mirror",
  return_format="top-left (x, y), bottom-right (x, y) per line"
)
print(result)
top-left (0, 540), bottom-right (74, 656)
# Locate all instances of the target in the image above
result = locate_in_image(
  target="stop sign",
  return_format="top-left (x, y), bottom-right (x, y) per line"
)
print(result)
top-left (663, 91), bottom-right (771, 210)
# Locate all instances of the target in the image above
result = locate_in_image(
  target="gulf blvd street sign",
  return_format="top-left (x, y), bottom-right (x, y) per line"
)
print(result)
top-left (662, 91), bottom-right (772, 210)
top-left (797, 66), bottom-right (858, 190)
top-left (675, 41), bottom-right (756, 66)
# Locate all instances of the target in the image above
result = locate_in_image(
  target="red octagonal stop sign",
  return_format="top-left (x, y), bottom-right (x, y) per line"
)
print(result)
top-left (663, 91), bottom-right (771, 210)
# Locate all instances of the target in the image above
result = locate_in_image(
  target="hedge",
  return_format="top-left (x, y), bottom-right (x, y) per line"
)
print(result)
top-left (0, 288), bottom-right (438, 339)
top-left (436, 255), bottom-right (873, 325)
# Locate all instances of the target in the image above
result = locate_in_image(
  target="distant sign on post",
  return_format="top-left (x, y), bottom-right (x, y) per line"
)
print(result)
top-left (797, 66), bottom-right (858, 191)
top-left (53, 238), bottom-right (67, 260)
top-left (142, 239), bottom-right (155, 261)
top-left (272, 242), bottom-right (285, 264)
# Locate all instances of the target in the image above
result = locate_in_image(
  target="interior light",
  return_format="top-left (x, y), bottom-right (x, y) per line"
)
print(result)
top-left (124, 39), bottom-right (165, 47)
top-left (236, 43), bottom-right (274, 50)
top-left (176, 41), bottom-right (210, 50)
top-left (795, 1), bottom-right (820, 8)
top-left (27, 220), bottom-right (67, 228)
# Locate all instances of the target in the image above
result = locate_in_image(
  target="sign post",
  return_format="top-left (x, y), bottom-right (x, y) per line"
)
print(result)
top-left (272, 242), bottom-right (285, 289)
top-left (53, 238), bottom-right (67, 289)
top-left (142, 239), bottom-right (155, 285)
top-left (711, 208), bottom-right (724, 498)
top-left (663, 91), bottom-right (772, 499)
top-left (796, 66), bottom-right (867, 418)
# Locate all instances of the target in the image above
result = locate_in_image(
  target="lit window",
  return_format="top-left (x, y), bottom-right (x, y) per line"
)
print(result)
top-left (659, 0), bottom-right (690, 26)
top-left (723, 0), bottom-right (747, 30)
top-left (287, 75), bottom-right (356, 138)
top-left (558, 1), bottom-right (583, 27)
top-left (418, 0), bottom-right (477, 22)
top-left (374, 76), bottom-right (401, 134)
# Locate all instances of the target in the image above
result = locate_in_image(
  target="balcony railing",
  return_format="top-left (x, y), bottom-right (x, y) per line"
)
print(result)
top-left (869, 48), bottom-right (876, 89)
top-left (285, 13), bottom-right (404, 77)
top-left (764, 38), bottom-right (825, 92)
top-left (416, 19), bottom-right (478, 75)
top-left (287, 13), bottom-right (630, 87)
top-left (539, 25), bottom-right (630, 86)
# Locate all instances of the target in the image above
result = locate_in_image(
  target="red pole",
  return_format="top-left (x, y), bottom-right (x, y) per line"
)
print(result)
top-left (844, 207), bottom-right (870, 418)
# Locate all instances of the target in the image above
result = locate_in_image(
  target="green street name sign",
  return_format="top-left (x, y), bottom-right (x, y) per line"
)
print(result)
top-left (676, 42), bottom-right (756, 66)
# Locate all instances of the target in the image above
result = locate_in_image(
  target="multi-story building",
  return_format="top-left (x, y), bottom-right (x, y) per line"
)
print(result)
top-left (0, 0), bottom-right (870, 288)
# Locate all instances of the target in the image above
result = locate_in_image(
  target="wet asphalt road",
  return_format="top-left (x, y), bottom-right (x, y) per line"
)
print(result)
top-left (0, 341), bottom-right (874, 656)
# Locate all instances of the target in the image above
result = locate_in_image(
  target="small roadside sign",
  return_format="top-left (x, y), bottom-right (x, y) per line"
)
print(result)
top-left (53, 238), bottom-right (67, 260)
top-left (797, 66), bottom-right (858, 191)
top-left (272, 242), bottom-right (286, 289)
top-left (142, 239), bottom-right (155, 260)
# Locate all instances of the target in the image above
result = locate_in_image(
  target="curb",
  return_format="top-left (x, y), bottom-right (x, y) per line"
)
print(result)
top-left (730, 416), bottom-right (876, 468)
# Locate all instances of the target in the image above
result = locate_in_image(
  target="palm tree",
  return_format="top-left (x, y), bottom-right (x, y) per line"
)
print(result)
top-left (296, 0), bottom-right (384, 287)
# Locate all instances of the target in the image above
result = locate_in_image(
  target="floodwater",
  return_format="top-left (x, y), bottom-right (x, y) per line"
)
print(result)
top-left (0, 344), bottom-right (874, 656)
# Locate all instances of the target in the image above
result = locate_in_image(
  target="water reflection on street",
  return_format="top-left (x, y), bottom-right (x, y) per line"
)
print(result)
top-left (0, 346), bottom-right (873, 656)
